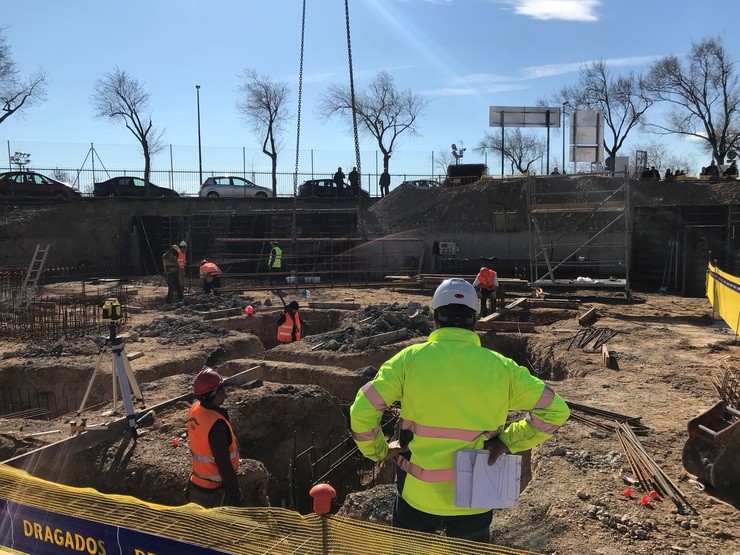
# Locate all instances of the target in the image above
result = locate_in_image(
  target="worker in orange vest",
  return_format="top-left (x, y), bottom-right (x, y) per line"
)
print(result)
top-left (199, 259), bottom-right (222, 296)
top-left (277, 300), bottom-right (301, 343)
top-left (473, 266), bottom-right (499, 316)
top-left (163, 245), bottom-right (183, 304)
top-left (178, 240), bottom-right (188, 290)
top-left (186, 367), bottom-right (242, 508)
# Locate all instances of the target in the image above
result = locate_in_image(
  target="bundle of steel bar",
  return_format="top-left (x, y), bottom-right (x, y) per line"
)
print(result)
top-left (711, 360), bottom-right (740, 408)
top-left (567, 401), bottom-right (650, 435)
top-left (566, 327), bottom-right (619, 351)
top-left (616, 422), bottom-right (697, 515)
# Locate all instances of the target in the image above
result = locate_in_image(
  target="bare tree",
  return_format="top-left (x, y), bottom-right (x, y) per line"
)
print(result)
top-left (644, 36), bottom-right (740, 165)
top-left (91, 67), bottom-right (164, 196)
top-left (318, 70), bottom-right (429, 174)
top-left (433, 149), bottom-right (454, 176)
top-left (0, 28), bottom-right (47, 125)
top-left (628, 141), bottom-right (698, 175)
top-left (236, 69), bottom-right (290, 196)
top-left (545, 60), bottom-right (653, 169)
top-left (476, 129), bottom-right (545, 174)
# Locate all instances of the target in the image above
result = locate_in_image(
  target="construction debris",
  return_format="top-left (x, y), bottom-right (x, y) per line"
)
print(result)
top-left (711, 359), bottom-right (740, 408)
top-left (304, 303), bottom-right (432, 351)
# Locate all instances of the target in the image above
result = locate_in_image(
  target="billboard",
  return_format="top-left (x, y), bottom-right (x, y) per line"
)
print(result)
top-left (489, 106), bottom-right (561, 128)
top-left (569, 109), bottom-right (604, 163)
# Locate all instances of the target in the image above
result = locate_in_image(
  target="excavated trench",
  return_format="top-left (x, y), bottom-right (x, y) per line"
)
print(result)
top-left (1, 304), bottom-right (577, 514)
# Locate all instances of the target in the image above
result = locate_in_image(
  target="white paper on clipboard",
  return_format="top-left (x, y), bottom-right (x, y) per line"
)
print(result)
top-left (454, 449), bottom-right (521, 509)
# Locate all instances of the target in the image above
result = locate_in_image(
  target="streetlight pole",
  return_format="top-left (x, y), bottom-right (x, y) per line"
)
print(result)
top-left (196, 84), bottom-right (203, 186)
top-left (562, 102), bottom-right (568, 174)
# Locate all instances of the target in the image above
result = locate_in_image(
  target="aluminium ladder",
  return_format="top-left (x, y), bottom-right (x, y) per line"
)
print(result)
top-left (16, 243), bottom-right (50, 308)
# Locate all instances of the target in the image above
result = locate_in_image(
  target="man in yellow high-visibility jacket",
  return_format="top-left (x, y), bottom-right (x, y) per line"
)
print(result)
top-left (350, 278), bottom-right (570, 542)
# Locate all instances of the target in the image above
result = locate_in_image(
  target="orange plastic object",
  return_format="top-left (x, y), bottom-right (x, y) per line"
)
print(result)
top-left (309, 483), bottom-right (337, 514)
top-left (648, 490), bottom-right (660, 500)
top-left (623, 487), bottom-right (633, 498)
top-left (171, 438), bottom-right (180, 447)
top-left (640, 495), bottom-right (650, 506)
top-left (244, 305), bottom-right (255, 316)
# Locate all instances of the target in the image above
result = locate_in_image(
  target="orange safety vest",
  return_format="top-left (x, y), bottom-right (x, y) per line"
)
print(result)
top-left (277, 312), bottom-right (301, 343)
top-left (178, 250), bottom-right (186, 270)
top-left (187, 401), bottom-right (239, 490)
top-left (478, 268), bottom-right (497, 290)
top-left (200, 262), bottom-right (220, 278)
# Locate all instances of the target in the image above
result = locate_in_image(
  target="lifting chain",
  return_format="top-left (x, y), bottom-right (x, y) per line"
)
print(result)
top-left (291, 0), bottom-right (307, 243)
top-left (344, 0), bottom-right (365, 235)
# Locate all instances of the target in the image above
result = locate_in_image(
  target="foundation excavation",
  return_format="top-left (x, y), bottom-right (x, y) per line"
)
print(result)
top-left (1, 176), bottom-right (739, 554)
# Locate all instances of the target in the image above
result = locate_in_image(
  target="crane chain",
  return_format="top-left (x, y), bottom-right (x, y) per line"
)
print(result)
top-left (344, 0), bottom-right (364, 234)
top-left (291, 0), bottom-right (307, 243)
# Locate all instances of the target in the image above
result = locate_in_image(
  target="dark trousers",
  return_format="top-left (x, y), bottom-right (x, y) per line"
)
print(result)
top-left (203, 275), bottom-right (221, 296)
top-left (269, 267), bottom-right (281, 285)
top-left (165, 272), bottom-right (183, 303)
top-left (392, 494), bottom-right (493, 543)
top-left (187, 482), bottom-right (227, 508)
top-left (480, 290), bottom-right (496, 316)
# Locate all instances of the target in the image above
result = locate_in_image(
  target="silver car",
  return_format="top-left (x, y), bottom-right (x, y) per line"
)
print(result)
top-left (199, 176), bottom-right (273, 198)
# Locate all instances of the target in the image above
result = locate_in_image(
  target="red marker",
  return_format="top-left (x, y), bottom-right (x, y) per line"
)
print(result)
top-left (623, 487), bottom-right (633, 498)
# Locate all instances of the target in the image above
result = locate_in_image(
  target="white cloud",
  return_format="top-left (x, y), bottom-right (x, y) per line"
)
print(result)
top-left (499, 0), bottom-right (601, 22)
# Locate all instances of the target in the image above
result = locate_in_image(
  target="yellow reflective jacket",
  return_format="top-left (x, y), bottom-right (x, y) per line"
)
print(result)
top-left (350, 326), bottom-right (570, 517)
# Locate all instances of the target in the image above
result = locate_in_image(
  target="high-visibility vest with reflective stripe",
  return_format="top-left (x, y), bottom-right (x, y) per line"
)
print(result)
top-left (269, 246), bottom-right (282, 269)
top-left (349, 326), bottom-right (569, 517)
top-left (178, 250), bottom-right (186, 269)
top-left (187, 401), bottom-right (239, 489)
top-left (277, 312), bottom-right (301, 343)
top-left (477, 268), bottom-right (497, 290)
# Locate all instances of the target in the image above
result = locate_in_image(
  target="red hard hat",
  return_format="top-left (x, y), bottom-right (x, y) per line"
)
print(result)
top-left (193, 367), bottom-right (224, 396)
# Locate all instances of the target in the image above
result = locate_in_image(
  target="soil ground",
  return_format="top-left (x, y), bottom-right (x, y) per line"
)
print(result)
top-left (0, 280), bottom-right (739, 555)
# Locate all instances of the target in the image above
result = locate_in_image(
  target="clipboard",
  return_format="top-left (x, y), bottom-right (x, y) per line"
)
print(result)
top-left (454, 449), bottom-right (522, 509)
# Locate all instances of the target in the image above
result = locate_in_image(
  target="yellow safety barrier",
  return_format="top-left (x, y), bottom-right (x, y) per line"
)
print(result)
top-left (0, 464), bottom-right (538, 555)
top-left (706, 261), bottom-right (740, 335)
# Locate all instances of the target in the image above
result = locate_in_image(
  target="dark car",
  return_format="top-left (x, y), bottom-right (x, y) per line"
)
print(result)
top-left (0, 171), bottom-right (81, 198)
top-left (93, 177), bottom-right (180, 197)
top-left (199, 176), bottom-right (273, 198)
top-left (297, 178), bottom-right (370, 198)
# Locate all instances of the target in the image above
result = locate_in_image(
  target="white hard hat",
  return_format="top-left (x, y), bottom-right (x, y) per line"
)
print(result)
top-left (179, 241), bottom-right (187, 248)
top-left (431, 278), bottom-right (479, 313)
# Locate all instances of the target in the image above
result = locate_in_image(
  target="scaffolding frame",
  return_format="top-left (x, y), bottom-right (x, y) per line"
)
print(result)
top-left (527, 174), bottom-right (631, 296)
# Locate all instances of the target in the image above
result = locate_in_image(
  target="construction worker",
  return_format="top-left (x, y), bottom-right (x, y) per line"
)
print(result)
top-left (276, 300), bottom-right (301, 343)
top-left (350, 278), bottom-right (570, 542)
top-left (178, 240), bottom-right (188, 290)
top-left (473, 265), bottom-right (499, 316)
top-left (187, 367), bottom-right (243, 508)
top-left (162, 245), bottom-right (183, 304)
top-left (199, 258), bottom-right (222, 296)
top-left (268, 241), bottom-right (282, 285)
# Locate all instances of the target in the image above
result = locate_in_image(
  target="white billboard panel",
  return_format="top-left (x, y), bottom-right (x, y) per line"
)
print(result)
top-left (489, 106), bottom-right (561, 128)
top-left (569, 109), bottom-right (604, 163)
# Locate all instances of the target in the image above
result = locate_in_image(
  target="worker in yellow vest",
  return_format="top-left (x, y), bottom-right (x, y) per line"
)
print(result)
top-left (276, 300), bottom-right (301, 343)
top-left (350, 278), bottom-right (570, 542)
top-left (268, 241), bottom-right (282, 285)
top-left (186, 367), bottom-right (242, 507)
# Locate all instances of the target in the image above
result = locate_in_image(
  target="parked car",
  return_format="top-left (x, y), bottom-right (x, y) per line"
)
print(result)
top-left (199, 176), bottom-right (273, 198)
top-left (399, 179), bottom-right (442, 188)
top-left (93, 177), bottom-right (180, 197)
top-left (297, 178), bottom-right (369, 198)
top-left (0, 171), bottom-right (81, 198)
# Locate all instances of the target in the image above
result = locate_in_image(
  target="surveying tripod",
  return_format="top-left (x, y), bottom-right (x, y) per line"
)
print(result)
top-left (77, 299), bottom-right (146, 438)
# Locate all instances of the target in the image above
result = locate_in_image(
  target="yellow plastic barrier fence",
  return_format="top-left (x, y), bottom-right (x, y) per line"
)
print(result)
top-left (0, 464), bottom-right (538, 555)
top-left (706, 261), bottom-right (740, 335)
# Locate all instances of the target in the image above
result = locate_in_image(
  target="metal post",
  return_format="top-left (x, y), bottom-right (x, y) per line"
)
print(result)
top-left (572, 109), bottom-right (577, 174)
top-left (500, 112), bottom-right (505, 176)
top-left (91, 143), bottom-right (95, 183)
top-left (6, 141), bottom-right (11, 170)
top-left (562, 103), bottom-right (567, 173)
top-left (169, 144), bottom-right (173, 189)
top-left (546, 110), bottom-right (551, 175)
top-left (196, 85), bottom-right (203, 186)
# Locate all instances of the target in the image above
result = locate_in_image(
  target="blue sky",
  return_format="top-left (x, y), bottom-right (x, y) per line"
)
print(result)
top-left (2, 0), bottom-right (739, 178)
